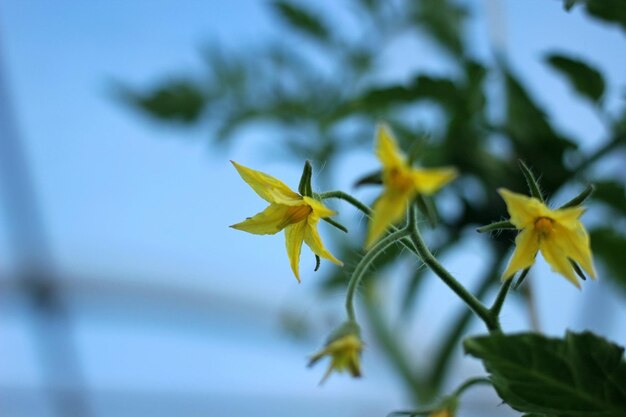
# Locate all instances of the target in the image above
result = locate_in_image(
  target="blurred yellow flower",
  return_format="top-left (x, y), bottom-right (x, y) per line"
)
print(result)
top-left (429, 408), bottom-right (453, 417)
top-left (308, 333), bottom-right (362, 383)
top-left (499, 188), bottom-right (596, 287)
top-left (230, 161), bottom-right (342, 282)
top-left (366, 124), bottom-right (457, 248)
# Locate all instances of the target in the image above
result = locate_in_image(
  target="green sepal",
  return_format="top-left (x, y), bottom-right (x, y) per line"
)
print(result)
top-left (476, 220), bottom-right (516, 233)
top-left (513, 267), bottom-right (531, 290)
top-left (559, 184), bottom-right (594, 209)
top-left (298, 160), bottom-right (313, 197)
top-left (322, 216), bottom-right (348, 233)
top-left (570, 260), bottom-right (587, 281)
top-left (518, 160), bottom-right (544, 202)
top-left (354, 170), bottom-right (382, 188)
top-left (415, 194), bottom-right (438, 228)
top-left (325, 320), bottom-right (361, 345)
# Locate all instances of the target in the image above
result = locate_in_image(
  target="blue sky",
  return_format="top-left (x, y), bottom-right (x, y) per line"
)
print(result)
top-left (0, 1), bottom-right (625, 416)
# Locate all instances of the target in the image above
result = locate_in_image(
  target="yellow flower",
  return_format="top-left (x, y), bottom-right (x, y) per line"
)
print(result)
top-left (308, 333), bottom-right (362, 383)
top-left (499, 188), bottom-right (597, 287)
top-left (230, 161), bottom-right (342, 282)
top-left (366, 124), bottom-right (457, 248)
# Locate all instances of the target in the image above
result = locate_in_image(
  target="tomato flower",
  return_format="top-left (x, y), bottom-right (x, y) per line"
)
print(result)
top-left (230, 161), bottom-right (342, 282)
top-left (366, 124), bottom-right (457, 248)
top-left (499, 188), bottom-right (596, 287)
top-left (308, 333), bottom-right (363, 383)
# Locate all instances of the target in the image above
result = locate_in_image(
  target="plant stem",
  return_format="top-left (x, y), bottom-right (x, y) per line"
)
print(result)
top-left (453, 376), bottom-right (492, 397)
top-left (489, 278), bottom-right (512, 319)
top-left (423, 244), bottom-right (506, 401)
top-left (345, 228), bottom-right (409, 321)
top-left (363, 286), bottom-right (423, 402)
top-left (319, 190), bottom-right (372, 216)
top-left (320, 190), bottom-right (420, 255)
top-left (407, 206), bottom-right (497, 331)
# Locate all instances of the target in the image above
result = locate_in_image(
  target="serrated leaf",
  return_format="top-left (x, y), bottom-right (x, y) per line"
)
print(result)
top-left (272, 1), bottom-right (329, 41)
top-left (464, 331), bottom-right (626, 417)
top-left (590, 228), bottom-right (626, 292)
top-left (546, 53), bottom-right (605, 103)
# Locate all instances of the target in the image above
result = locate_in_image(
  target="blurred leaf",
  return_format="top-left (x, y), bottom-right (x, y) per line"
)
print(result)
top-left (410, 0), bottom-right (467, 56)
top-left (590, 228), bottom-right (626, 291)
top-left (584, 0), bottom-right (626, 32)
top-left (119, 81), bottom-right (205, 123)
top-left (546, 53), bottom-right (605, 102)
top-left (592, 180), bottom-right (626, 215)
top-left (346, 75), bottom-right (459, 114)
top-left (272, 1), bottom-right (330, 41)
top-left (464, 331), bottom-right (626, 417)
top-left (502, 68), bottom-right (576, 193)
top-left (563, 0), bottom-right (582, 11)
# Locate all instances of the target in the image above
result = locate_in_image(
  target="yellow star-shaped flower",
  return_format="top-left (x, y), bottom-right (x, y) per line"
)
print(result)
top-left (308, 333), bottom-right (362, 383)
top-left (499, 188), bottom-right (597, 287)
top-left (230, 161), bottom-right (342, 282)
top-left (366, 124), bottom-right (457, 248)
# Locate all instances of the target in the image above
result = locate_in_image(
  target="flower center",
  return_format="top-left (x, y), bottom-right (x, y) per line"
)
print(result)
top-left (281, 204), bottom-right (312, 227)
top-left (388, 167), bottom-right (413, 191)
top-left (534, 217), bottom-right (553, 237)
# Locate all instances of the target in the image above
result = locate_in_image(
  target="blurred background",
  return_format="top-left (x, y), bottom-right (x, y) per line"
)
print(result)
top-left (1, 1), bottom-right (625, 416)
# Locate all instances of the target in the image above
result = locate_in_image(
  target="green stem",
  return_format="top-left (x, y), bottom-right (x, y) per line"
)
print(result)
top-left (489, 278), bottom-right (512, 319)
top-left (319, 190), bottom-right (371, 216)
top-left (423, 244), bottom-right (506, 401)
top-left (407, 206), bottom-right (497, 331)
top-left (453, 376), bottom-right (492, 397)
top-left (345, 228), bottom-right (409, 321)
top-left (363, 286), bottom-right (423, 402)
top-left (320, 190), bottom-right (420, 256)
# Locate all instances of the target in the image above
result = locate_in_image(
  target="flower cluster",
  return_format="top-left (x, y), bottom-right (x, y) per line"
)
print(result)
top-left (230, 122), bottom-right (597, 384)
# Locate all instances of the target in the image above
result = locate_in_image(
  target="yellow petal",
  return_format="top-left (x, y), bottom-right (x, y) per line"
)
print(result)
top-left (230, 204), bottom-right (291, 235)
top-left (375, 123), bottom-right (406, 170)
top-left (553, 222), bottom-right (596, 279)
top-left (411, 167), bottom-right (457, 195)
top-left (498, 188), bottom-right (549, 228)
top-left (303, 196), bottom-right (336, 218)
top-left (366, 188), bottom-right (411, 249)
top-left (231, 160), bottom-right (301, 204)
top-left (540, 236), bottom-right (581, 288)
top-left (284, 220), bottom-right (307, 282)
top-left (552, 206), bottom-right (585, 227)
top-left (304, 217), bottom-right (343, 266)
top-left (501, 229), bottom-right (540, 280)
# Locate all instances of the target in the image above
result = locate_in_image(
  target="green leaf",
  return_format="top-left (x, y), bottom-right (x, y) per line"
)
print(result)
top-left (271, 1), bottom-right (329, 41)
top-left (592, 180), bottom-right (626, 215)
top-left (590, 228), bottom-right (626, 292)
top-left (410, 0), bottom-right (467, 56)
top-left (584, 0), bottom-right (626, 33)
top-left (464, 331), bottom-right (626, 417)
top-left (118, 81), bottom-right (205, 123)
top-left (546, 53), bottom-right (605, 103)
top-left (346, 75), bottom-right (459, 114)
top-left (502, 68), bottom-right (576, 193)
